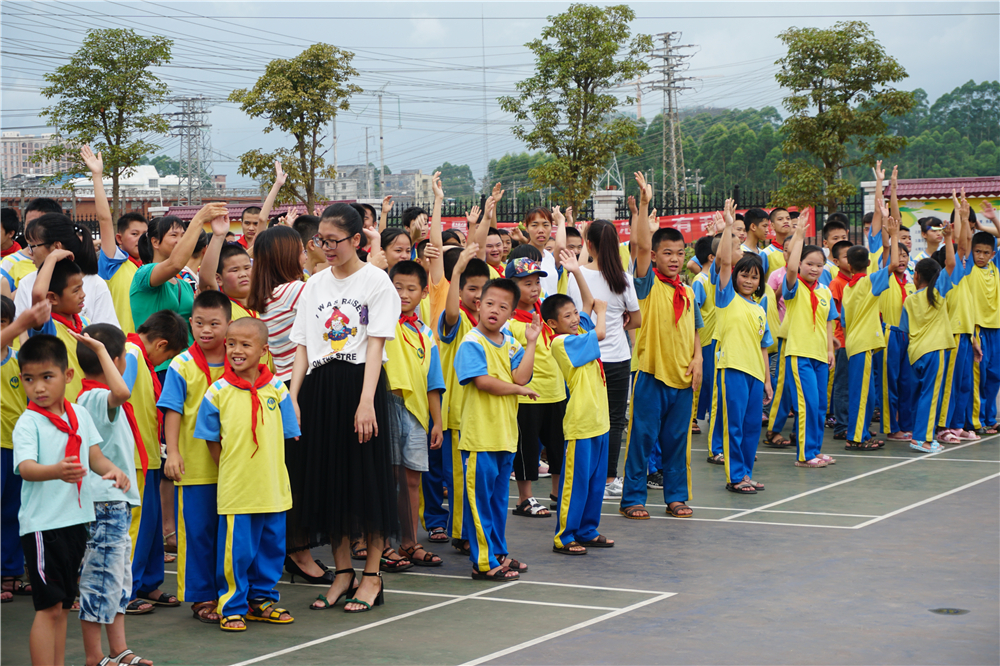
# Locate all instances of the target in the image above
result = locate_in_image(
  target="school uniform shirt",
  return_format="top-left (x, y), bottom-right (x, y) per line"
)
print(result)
top-left (967, 249), bottom-right (1000, 329)
top-left (488, 263), bottom-right (503, 280)
top-left (1, 348), bottom-right (25, 450)
top-left (76, 388), bottom-right (141, 507)
top-left (13, 404), bottom-right (101, 535)
top-left (157, 352), bottom-right (227, 485)
top-left (877, 274), bottom-right (915, 329)
top-left (384, 319), bottom-right (446, 431)
top-left (124, 340), bottom-right (161, 470)
top-left (426, 277), bottom-right (450, 344)
top-left (633, 271), bottom-right (704, 390)
top-left (289, 263), bottom-right (400, 372)
top-left (841, 264), bottom-right (891, 356)
top-left (130, 264), bottom-right (195, 359)
top-left (193, 375), bottom-right (300, 514)
top-left (761, 283), bottom-right (781, 353)
top-left (900, 269), bottom-right (956, 365)
top-left (455, 328), bottom-right (526, 452)
top-left (819, 260), bottom-right (839, 288)
top-left (15, 273), bottom-right (118, 328)
top-left (781, 278), bottom-right (839, 361)
top-left (98, 247), bottom-right (140, 333)
top-left (30, 314), bottom-right (91, 404)
top-left (618, 242), bottom-right (632, 273)
top-left (229, 296), bottom-right (273, 374)
top-left (0, 250), bottom-right (35, 293)
top-left (691, 272), bottom-right (717, 348)
top-left (437, 311), bottom-right (475, 432)
top-left (540, 249), bottom-right (560, 297)
top-left (507, 316), bottom-right (565, 405)
top-left (948, 255), bottom-right (976, 335)
top-left (714, 275), bottom-right (774, 383)
top-left (741, 245), bottom-right (770, 277)
top-left (550, 313), bottom-right (609, 440)
top-left (829, 272), bottom-right (849, 350)
top-left (567, 266), bottom-right (641, 362)
top-left (261, 281), bottom-right (306, 382)
top-left (760, 242), bottom-right (785, 279)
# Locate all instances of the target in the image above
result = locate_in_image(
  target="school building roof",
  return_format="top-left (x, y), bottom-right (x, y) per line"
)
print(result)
top-left (880, 176), bottom-right (1000, 200)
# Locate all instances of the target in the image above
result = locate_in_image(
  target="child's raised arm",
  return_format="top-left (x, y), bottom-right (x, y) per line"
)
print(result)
top-left (378, 195), bottom-right (393, 233)
top-left (942, 218), bottom-right (956, 275)
top-left (886, 214), bottom-right (901, 274)
top-left (257, 162), bottom-right (288, 229)
top-left (560, 249), bottom-right (593, 315)
top-left (31, 248), bottom-right (74, 306)
top-left (444, 245), bottom-right (477, 331)
top-left (68, 331), bottom-right (131, 408)
top-left (785, 222), bottom-right (806, 290)
top-left (153, 202), bottom-right (228, 290)
top-left (198, 205), bottom-right (238, 293)
top-left (977, 198), bottom-right (1000, 238)
top-left (552, 206), bottom-right (567, 267)
top-left (717, 206), bottom-right (734, 289)
top-left (80, 146), bottom-right (116, 260)
top-left (0, 301), bottom-right (49, 349)
top-left (870, 160), bottom-right (886, 240)
top-left (490, 182), bottom-right (503, 229)
top-left (633, 173), bottom-right (653, 278)
top-left (889, 164), bottom-right (901, 225)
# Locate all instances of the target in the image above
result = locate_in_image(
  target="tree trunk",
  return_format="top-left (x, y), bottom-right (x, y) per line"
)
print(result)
top-left (112, 172), bottom-right (120, 221)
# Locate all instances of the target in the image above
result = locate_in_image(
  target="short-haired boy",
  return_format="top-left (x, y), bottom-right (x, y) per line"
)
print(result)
top-left (74, 324), bottom-right (151, 666)
top-left (28, 252), bottom-right (89, 402)
top-left (14, 334), bottom-right (129, 666)
top-left (691, 236), bottom-right (716, 444)
top-left (820, 220), bottom-right (849, 287)
top-left (1, 296), bottom-right (28, 602)
top-left (968, 223), bottom-right (1000, 433)
top-left (828, 240), bottom-right (854, 440)
top-left (761, 207), bottom-right (793, 279)
top-left (158, 291), bottom-right (232, 622)
top-left (456, 279), bottom-right (539, 579)
top-left (194, 318), bottom-right (300, 631)
top-left (384, 261), bottom-right (445, 568)
top-left (544, 293), bottom-right (614, 555)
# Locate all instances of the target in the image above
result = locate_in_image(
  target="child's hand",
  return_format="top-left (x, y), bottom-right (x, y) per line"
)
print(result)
top-left (283, 207), bottom-right (299, 227)
top-left (354, 400), bottom-right (378, 443)
top-left (484, 196), bottom-right (496, 223)
top-left (942, 221), bottom-right (953, 239)
top-left (885, 215), bottom-right (900, 235)
top-left (565, 206), bottom-right (574, 228)
top-left (559, 249), bottom-right (579, 273)
top-left (56, 456), bottom-right (86, 484)
top-left (381, 194), bottom-right (393, 216)
top-left (164, 453), bottom-right (185, 481)
top-left (210, 211), bottom-right (231, 237)
top-left (890, 164), bottom-right (898, 188)
top-left (102, 466), bottom-right (130, 492)
top-left (873, 159), bottom-right (885, 184)
top-left (627, 195), bottom-right (637, 217)
top-left (593, 299), bottom-right (608, 316)
top-left (764, 377), bottom-right (774, 403)
top-left (455, 244), bottom-right (478, 273)
top-left (524, 314), bottom-right (542, 344)
top-left (713, 211), bottom-right (726, 232)
top-left (491, 181), bottom-right (504, 202)
top-left (973, 340), bottom-right (983, 362)
top-left (648, 208), bottom-right (658, 233)
top-left (80, 145), bottom-right (103, 175)
top-left (635, 172), bottom-right (652, 205)
top-left (877, 193), bottom-right (890, 219)
top-left (979, 200), bottom-right (997, 223)
top-left (723, 198), bottom-right (736, 227)
top-left (551, 205), bottom-right (565, 227)
top-left (18, 301), bottom-right (51, 330)
top-left (517, 386), bottom-right (540, 401)
top-left (430, 424), bottom-right (443, 450)
top-left (274, 161), bottom-right (287, 187)
top-left (828, 350), bottom-right (836, 370)
top-left (193, 202), bottom-right (230, 226)
top-left (466, 204), bottom-right (481, 226)
top-left (432, 171), bottom-right (444, 200)
top-left (45, 248), bottom-right (75, 265)
top-left (67, 330), bottom-right (106, 353)
top-left (422, 243), bottom-right (441, 266)
top-left (685, 356), bottom-right (702, 393)
top-left (958, 187), bottom-right (970, 221)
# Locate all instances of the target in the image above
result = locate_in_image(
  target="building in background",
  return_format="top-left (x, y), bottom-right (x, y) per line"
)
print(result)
top-left (1, 131), bottom-right (73, 180)
top-left (381, 169), bottom-right (433, 206)
top-left (317, 164), bottom-right (375, 201)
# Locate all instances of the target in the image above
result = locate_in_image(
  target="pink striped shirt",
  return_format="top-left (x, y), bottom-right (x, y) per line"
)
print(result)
top-left (261, 281), bottom-right (306, 381)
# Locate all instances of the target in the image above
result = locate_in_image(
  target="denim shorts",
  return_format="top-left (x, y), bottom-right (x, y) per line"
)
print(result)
top-left (389, 393), bottom-right (429, 472)
top-left (79, 501), bottom-right (133, 624)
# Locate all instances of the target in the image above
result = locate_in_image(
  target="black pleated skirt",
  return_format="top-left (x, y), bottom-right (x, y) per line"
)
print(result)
top-left (292, 360), bottom-right (399, 543)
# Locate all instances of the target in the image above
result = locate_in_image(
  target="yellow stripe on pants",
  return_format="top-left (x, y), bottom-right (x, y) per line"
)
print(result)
top-left (852, 351), bottom-right (873, 443)
top-left (720, 373), bottom-right (731, 482)
top-left (449, 429), bottom-right (464, 539)
top-left (767, 340), bottom-right (786, 430)
top-left (218, 515), bottom-right (238, 615)
top-left (925, 350), bottom-right (946, 441)
top-left (464, 453), bottom-right (490, 572)
top-left (790, 359), bottom-right (809, 462)
top-left (553, 440), bottom-right (577, 549)
top-left (176, 487), bottom-right (187, 602)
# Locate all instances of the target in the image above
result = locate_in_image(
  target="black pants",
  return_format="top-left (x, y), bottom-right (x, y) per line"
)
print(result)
top-left (604, 360), bottom-right (632, 479)
top-left (513, 400), bottom-right (567, 481)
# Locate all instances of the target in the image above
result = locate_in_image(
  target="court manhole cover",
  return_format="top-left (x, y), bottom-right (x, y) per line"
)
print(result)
top-left (929, 608), bottom-right (970, 615)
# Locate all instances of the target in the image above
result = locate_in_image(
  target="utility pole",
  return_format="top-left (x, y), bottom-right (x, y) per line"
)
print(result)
top-left (364, 127), bottom-right (372, 199)
top-left (482, 8), bottom-right (489, 192)
top-left (650, 33), bottom-right (694, 209)
top-left (332, 115), bottom-right (338, 175)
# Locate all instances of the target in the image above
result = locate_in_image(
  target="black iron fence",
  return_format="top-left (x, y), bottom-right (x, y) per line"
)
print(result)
top-left (383, 196), bottom-right (595, 228)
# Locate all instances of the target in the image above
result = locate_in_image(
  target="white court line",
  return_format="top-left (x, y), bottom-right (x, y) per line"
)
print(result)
top-left (850, 472), bottom-right (1000, 529)
top-left (402, 571), bottom-right (668, 596)
top-left (641, 514), bottom-right (857, 529)
top-left (228, 582), bottom-right (518, 666)
top-left (458, 592), bottom-right (675, 666)
top-left (475, 596), bottom-right (618, 611)
top-left (762, 509), bottom-right (879, 518)
top-left (756, 451), bottom-right (1000, 462)
top-left (721, 438), bottom-right (986, 521)
top-left (599, 499), bottom-right (877, 517)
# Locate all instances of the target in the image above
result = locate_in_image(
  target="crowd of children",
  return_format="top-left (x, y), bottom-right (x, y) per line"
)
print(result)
top-left (1, 150), bottom-right (998, 664)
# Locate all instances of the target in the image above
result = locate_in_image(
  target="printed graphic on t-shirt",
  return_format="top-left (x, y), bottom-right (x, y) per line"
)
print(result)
top-left (316, 299), bottom-right (368, 362)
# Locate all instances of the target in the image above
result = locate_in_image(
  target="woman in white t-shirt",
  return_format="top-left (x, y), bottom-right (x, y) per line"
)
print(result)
top-left (568, 220), bottom-right (642, 492)
top-left (289, 203), bottom-right (401, 613)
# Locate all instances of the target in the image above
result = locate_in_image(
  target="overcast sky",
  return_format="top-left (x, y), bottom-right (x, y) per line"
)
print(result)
top-left (2, 1), bottom-right (997, 188)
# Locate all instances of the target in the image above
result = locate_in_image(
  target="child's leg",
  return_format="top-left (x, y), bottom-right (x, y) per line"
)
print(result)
top-left (554, 438), bottom-right (585, 548)
top-left (402, 467), bottom-right (422, 549)
top-left (832, 348), bottom-right (849, 437)
top-left (912, 350), bottom-right (945, 444)
top-left (131, 469), bottom-right (165, 601)
top-left (620, 371), bottom-right (662, 510)
top-left (898, 347), bottom-right (916, 433)
top-left (420, 422), bottom-right (448, 533)
top-left (176, 484), bottom-right (219, 604)
top-left (463, 451), bottom-right (501, 572)
top-left (79, 502), bottom-right (132, 653)
top-left (604, 360), bottom-right (631, 482)
top-left (160, 476), bottom-right (176, 553)
top-left (882, 329), bottom-right (901, 434)
top-left (217, 514), bottom-right (254, 619)
top-left (767, 339), bottom-right (791, 435)
top-left (847, 351), bottom-right (875, 442)
top-left (542, 400), bottom-right (567, 497)
top-left (936, 344), bottom-right (957, 431)
top-left (708, 367), bottom-right (724, 457)
top-left (720, 370), bottom-right (749, 484)
top-left (0, 447), bottom-right (24, 578)
top-left (947, 334), bottom-right (972, 431)
top-left (790, 358), bottom-right (825, 461)
top-left (741, 375), bottom-right (765, 478)
top-left (30, 604), bottom-right (67, 666)
top-left (979, 328), bottom-right (1000, 427)
top-left (491, 452), bottom-right (515, 560)
top-left (696, 341), bottom-right (716, 421)
top-left (659, 386), bottom-right (695, 504)
top-left (578, 434), bottom-right (610, 541)
top-left (513, 404), bottom-right (543, 503)
top-left (247, 513), bottom-right (285, 605)
top-left (442, 430), bottom-right (467, 541)
top-left (872, 349), bottom-right (883, 417)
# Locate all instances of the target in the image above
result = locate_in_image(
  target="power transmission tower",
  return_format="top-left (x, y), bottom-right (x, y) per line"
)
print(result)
top-left (165, 96), bottom-right (219, 205)
top-left (650, 33), bottom-right (694, 209)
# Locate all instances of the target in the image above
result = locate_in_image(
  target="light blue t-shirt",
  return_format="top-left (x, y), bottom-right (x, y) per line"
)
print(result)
top-left (76, 388), bottom-right (141, 507)
top-left (13, 404), bottom-right (102, 535)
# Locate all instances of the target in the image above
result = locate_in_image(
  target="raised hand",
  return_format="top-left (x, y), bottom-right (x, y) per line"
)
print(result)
top-left (980, 199), bottom-right (998, 223)
top-left (942, 220), bottom-right (953, 239)
top-left (890, 164), bottom-right (898, 187)
top-left (722, 198), bottom-right (736, 227)
top-left (432, 171), bottom-right (444, 200)
top-left (551, 205), bottom-right (565, 227)
top-left (284, 207), bottom-right (299, 227)
top-left (648, 208), bottom-right (658, 233)
top-left (525, 314), bottom-right (542, 344)
top-left (466, 205), bottom-right (481, 226)
top-left (713, 211), bottom-right (727, 233)
top-left (877, 193), bottom-right (890, 219)
top-left (80, 145), bottom-right (103, 175)
top-left (873, 159), bottom-right (885, 184)
top-left (491, 181), bottom-right (505, 202)
top-left (559, 248), bottom-right (579, 273)
top-left (381, 195), bottom-right (394, 214)
top-left (20, 301), bottom-right (51, 330)
top-left (455, 243), bottom-right (479, 274)
top-left (885, 214), bottom-right (900, 235)
top-left (193, 202), bottom-right (230, 226)
top-left (274, 161), bottom-right (287, 187)
top-left (958, 187), bottom-right (970, 221)
top-left (565, 206), bottom-right (574, 228)
top-left (635, 172), bottom-right (652, 205)
top-left (484, 196), bottom-right (496, 222)
top-left (67, 330), bottom-right (106, 353)
top-left (627, 195), bottom-right (638, 217)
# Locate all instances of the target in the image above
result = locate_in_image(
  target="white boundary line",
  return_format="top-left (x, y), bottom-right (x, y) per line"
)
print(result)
top-left (850, 472), bottom-right (1000, 529)
top-left (600, 499), bottom-right (879, 517)
top-left (457, 592), bottom-right (676, 666)
top-left (757, 451), bottom-right (1000, 463)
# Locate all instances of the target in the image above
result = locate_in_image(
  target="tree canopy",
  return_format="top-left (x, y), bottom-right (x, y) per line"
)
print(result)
top-left (433, 162), bottom-right (476, 197)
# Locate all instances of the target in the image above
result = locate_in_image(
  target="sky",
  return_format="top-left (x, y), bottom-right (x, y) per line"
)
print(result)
top-left (2, 1), bottom-right (998, 189)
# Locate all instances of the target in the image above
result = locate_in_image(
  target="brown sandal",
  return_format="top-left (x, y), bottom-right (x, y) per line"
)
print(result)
top-left (619, 505), bottom-right (650, 520)
top-left (398, 544), bottom-right (442, 567)
top-left (191, 600), bottom-right (220, 624)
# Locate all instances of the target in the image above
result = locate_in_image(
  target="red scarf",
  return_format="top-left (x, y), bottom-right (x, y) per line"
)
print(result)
top-left (398, 313), bottom-right (426, 357)
top-left (797, 276), bottom-right (819, 326)
top-left (27, 401), bottom-right (83, 506)
top-left (229, 297), bottom-right (258, 319)
top-left (51, 312), bottom-right (84, 335)
top-left (459, 303), bottom-right (478, 327)
top-left (236, 235), bottom-right (249, 249)
top-left (127, 255), bottom-right (143, 269)
top-left (770, 240), bottom-right (784, 251)
top-left (221, 365), bottom-right (274, 459)
top-left (188, 342), bottom-right (227, 388)
top-left (126, 333), bottom-right (163, 439)
top-left (1, 242), bottom-right (21, 258)
top-left (511, 302), bottom-right (555, 346)
top-left (652, 268), bottom-right (691, 325)
top-left (894, 273), bottom-right (908, 303)
top-left (846, 272), bottom-right (867, 289)
top-left (78, 379), bottom-right (148, 479)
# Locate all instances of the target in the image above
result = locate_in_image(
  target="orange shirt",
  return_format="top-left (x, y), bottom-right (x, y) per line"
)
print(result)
top-left (828, 271), bottom-right (849, 349)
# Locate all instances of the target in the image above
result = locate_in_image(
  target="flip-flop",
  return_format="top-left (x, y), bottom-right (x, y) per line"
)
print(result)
top-left (553, 541), bottom-right (588, 556)
top-left (137, 591), bottom-right (179, 607)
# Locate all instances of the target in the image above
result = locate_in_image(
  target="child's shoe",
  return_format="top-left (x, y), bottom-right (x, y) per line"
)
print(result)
top-left (957, 429), bottom-right (981, 441)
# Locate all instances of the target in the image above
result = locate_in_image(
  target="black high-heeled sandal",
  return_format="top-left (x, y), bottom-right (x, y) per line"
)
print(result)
top-left (285, 556), bottom-right (335, 585)
top-left (311, 569), bottom-right (358, 610)
top-left (344, 572), bottom-right (383, 613)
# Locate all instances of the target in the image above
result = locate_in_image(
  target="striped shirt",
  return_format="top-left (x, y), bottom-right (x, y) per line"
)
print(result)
top-left (261, 281), bottom-right (306, 381)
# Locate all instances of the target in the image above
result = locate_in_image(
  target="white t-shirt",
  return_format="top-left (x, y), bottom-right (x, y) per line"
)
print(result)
top-left (567, 266), bottom-right (640, 363)
top-left (540, 249), bottom-right (559, 297)
top-left (14, 271), bottom-right (119, 327)
top-left (289, 262), bottom-right (400, 372)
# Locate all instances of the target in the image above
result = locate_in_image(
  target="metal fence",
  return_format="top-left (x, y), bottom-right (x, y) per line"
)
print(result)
top-left (383, 195), bottom-right (596, 228)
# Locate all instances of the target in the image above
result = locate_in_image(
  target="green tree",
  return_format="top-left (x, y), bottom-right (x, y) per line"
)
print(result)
top-left (31, 28), bottom-right (172, 219)
top-left (433, 162), bottom-right (476, 197)
top-left (141, 154), bottom-right (181, 177)
top-left (230, 44), bottom-right (362, 210)
top-left (771, 21), bottom-right (915, 212)
top-left (499, 4), bottom-right (653, 211)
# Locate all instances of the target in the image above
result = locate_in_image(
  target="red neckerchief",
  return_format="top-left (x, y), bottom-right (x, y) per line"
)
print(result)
top-left (893, 273), bottom-right (908, 303)
top-left (51, 312), bottom-right (84, 335)
top-left (511, 302), bottom-right (555, 346)
top-left (221, 365), bottom-right (274, 459)
top-left (127, 255), bottom-right (143, 269)
top-left (27, 401), bottom-right (83, 506)
top-left (459, 303), bottom-right (478, 327)
top-left (398, 313), bottom-right (426, 357)
top-left (236, 235), bottom-right (249, 249)
top-left (846, 272), bottom-right (867, 289)
top-left (652, 268), bottom-right (691, 325)
top-left (229, 297), bottom-right (258, 319)
top-left (1, 242), bottom-right (21, 258)
top-left (797, 276), bottom-right (819, 326)
top-left (78, 379), bottom-right (148, 478)
top-left (770, 240), bottom-right (784, 251)
top-left (188, 342), bottom-right (227, 388)
top-left (126, 333), bottom-right (164, 438)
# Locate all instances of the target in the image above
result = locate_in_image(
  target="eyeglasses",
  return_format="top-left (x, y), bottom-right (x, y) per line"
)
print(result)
top-left (26, 241), bottom-right (50, 253)
top-left (312, 234), bottom-right (353, 250)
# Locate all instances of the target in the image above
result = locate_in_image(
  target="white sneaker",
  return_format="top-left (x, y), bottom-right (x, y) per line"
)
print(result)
top-left (612, 477), bottom-right (623, 490)
top-left (603, 481), bottom-right (622, 499)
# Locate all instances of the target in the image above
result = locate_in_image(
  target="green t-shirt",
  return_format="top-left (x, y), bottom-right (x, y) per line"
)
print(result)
top-left (129, 263), bottom-right (194, 369)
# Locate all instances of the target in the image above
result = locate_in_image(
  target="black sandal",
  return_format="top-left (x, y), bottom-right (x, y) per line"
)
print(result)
top-left (310, 569), bottom-right (357, 610)
top-left (497, 554), bottom-right (528, 573)
top-left (399, 544), bottom-right (442, 567)
top-left (763, 431), bottom-right (792, 448)
top-left (471, 567), bottom-right (519, 581)
top-left (451, 538), bottom-right (470, 556)
top-left (580, 534), bottom-right (614, 548)
top-left (726, 480), bottom-right (757, 494)
top-left (845, 439), bottom-right (882, 450)
top-left (427, 527), bottom-right (449, 543)
top-left (125, 599), bottom-right (154, 615)
top-left (553, 541), bottom-right (587, 555)
top-left (344, 572), bottom-right (384, 613)
top-left (380, 547), bottom-right (414, 573)
top-left (706, 453), bottom-right (725, 465)
top-left (512, 498), bottom-right (550, 517)
top-left (350, 539), bottom-right (368, 561)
